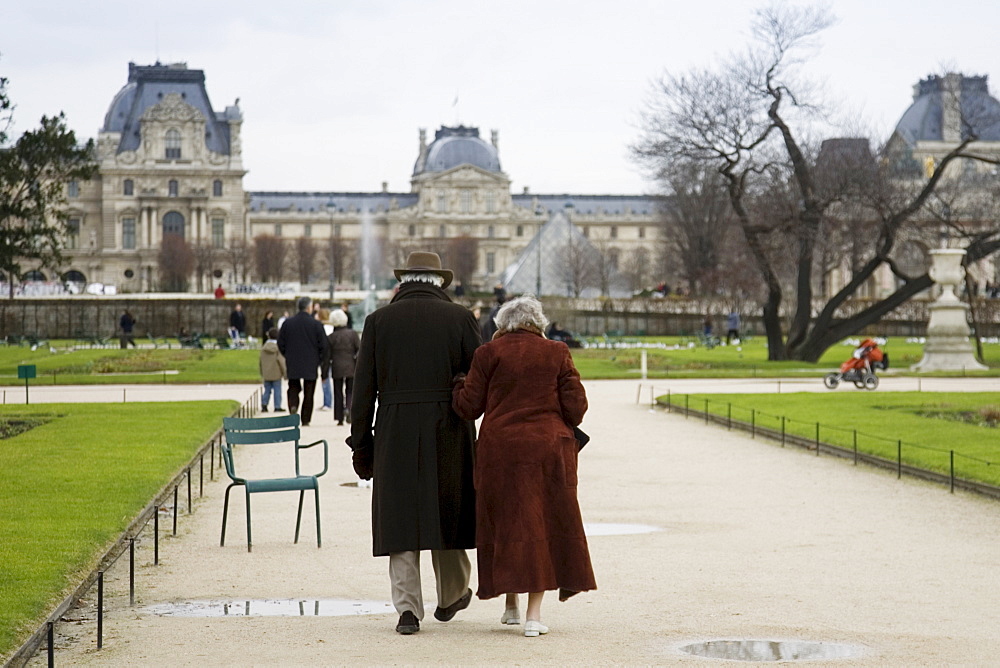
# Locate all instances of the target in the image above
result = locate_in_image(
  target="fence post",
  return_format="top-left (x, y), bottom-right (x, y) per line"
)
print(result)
top-left (97, 571), bottom-right (104, 649)
top-left (173, 486), bottom-right (179, 536)
top-left (950, 450), bottom-right (955, 494)
top-left (853, 430), bottom-right (858, 465)
top-left (129, 538), bottom-right (135, 606)
top-left (815, 422), bottom-right (820, 455)
top-left (154, 509), bottom-right (159, 565)
top-left (187, 469), bottom-right (192, 514)
top-left (704, 399), bottom-right (709, 424)
top-left (751, 409), bottom-right (756, 439)
top-left (666, 389), bottom-right (671, 413)
top-left (781, 416), bottom-right (786, 447)
top-left (897, 440), bottom-right (902, 479)
top-left (47, 621), bottom-right (54, 667)
top-left (684, 394), bottom-right (689, 418)
top-left (727, 403), bottom-right (732, 430)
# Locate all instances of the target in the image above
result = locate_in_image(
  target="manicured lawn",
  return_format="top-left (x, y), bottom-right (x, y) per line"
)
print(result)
top-left (658, 392), bottom-right (1000, 486)
top-left (0, 345), bottom-right (260, 385)
top-left (0, 401), bottom-right (236, 659)
top-left (0, 336), bottom-right (998, 384)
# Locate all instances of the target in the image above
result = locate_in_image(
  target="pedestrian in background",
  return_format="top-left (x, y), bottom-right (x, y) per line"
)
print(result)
top-left (259, 327), bottom-right (286, 412)
top-left (327, 308), bottom-right (360, 426)
top-left (277, 296), bottom-right (329, 426)
top-left (119, 309), bottom-right (137, 349)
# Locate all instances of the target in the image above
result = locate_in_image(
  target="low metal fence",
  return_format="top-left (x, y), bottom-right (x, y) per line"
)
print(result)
top-left (637, 384), bottom-right (1000, 501)
top-left (4, 390), bottom-right (260, 668)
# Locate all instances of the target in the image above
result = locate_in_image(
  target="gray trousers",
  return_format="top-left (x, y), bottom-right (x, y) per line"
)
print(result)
top-left (388, 550), bottom-right (471, 620)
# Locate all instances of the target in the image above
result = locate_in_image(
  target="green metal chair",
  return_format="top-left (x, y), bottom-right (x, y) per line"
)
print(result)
top-left (221, 414), bottom-right (329, 552)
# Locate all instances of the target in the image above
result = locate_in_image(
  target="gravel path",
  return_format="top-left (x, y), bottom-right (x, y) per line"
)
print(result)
top-left (23, 380), bottom-right (1000, 666)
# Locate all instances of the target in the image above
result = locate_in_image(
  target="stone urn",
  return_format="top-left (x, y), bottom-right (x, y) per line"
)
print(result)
top-left (912, 248), bottom-right (987, 372)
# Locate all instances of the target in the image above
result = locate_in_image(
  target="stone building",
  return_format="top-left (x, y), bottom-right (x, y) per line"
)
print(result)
top-left (49, 64), bottom-right (1000, 297)
top-left (62, 62), bottom-right (247, 293)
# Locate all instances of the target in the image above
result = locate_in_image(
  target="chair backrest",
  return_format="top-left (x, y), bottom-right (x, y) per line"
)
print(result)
top-left (223, 414), bottom-right (301, 445)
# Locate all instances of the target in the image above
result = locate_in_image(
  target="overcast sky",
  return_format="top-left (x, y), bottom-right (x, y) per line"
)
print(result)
top-left (4, 0), bottom-right (1000, 195)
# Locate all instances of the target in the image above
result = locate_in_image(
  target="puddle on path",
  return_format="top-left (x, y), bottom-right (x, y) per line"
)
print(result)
top-left (678, 639), bottom-right (862, 662)
top-left (584, 522), bottom-right (662, 536)
top-left (141, 598), bottom-right (394, 617)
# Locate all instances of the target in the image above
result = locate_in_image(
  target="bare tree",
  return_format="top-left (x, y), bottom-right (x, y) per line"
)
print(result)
top-left (253, 234), bottom-right (286, 283)
top-left (620, 246), bottom-right (652, 294)
top-left (556, 234), bottom-right (598, 297)
top-left (633, 4), bottom-right (1000, 361)
top-left (158, 234), bottom-right (194, 292)
top-left (223, 237), bottom-right (252, 285)
top-left (294, 237), bottom-right (318, 284)
top-left (445, 236), bottom-right (479, 287)
top-left (192, 241), bottom-right (219, 293)
top-left (325, 236), bottom-right (352, 286)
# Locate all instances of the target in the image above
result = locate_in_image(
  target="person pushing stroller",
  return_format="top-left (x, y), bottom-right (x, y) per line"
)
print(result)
top-left (823, 338), bottom-right (888, 390)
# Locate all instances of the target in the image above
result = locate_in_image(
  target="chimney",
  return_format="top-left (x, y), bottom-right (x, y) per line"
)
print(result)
top-left (523, 186), bottom-right (530, 195)
top-left (491, 129), bottom-right (499, 149)
top-left (942, 73), bottom-right (962, 143)
top-left (382, 181), bottom-right (388, 193)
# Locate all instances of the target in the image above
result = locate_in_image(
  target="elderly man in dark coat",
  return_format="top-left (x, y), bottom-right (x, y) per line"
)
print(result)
top-left (350, 251), bottom-right (482, 635)
top-left (277, 296), bottom-right (329, 427)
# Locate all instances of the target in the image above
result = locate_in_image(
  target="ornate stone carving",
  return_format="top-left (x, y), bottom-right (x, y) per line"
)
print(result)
top-left (141, 93), bottom-right (204, 123)
top-left (118, 150), bottom-right (137, 165)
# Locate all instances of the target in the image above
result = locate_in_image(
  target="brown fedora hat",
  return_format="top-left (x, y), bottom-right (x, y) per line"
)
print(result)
top-left (394, 251), bottom-right (453, 289)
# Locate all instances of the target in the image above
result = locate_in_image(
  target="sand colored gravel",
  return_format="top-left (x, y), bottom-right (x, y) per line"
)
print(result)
top-left (18, 379), bottom-right (1000, 666)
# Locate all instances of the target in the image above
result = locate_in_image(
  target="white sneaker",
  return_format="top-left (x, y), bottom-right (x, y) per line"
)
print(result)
top-left (501, 607), bottom-right (521, 625)
top-left (318, 406), bottom-right (331, 411)
top-left (523, 620), bottom-right (548, 637)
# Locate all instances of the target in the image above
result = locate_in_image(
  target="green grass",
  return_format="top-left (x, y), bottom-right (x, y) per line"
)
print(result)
top-left (0, 345), bottom-right (260, 385)
top-left (659, 392), bottom-right (1000, 487)
top-left (570, 336), bottom-right (1000, 379)
top-left (1, 336), bottom-right (998, 383)
top-left (0, 401), bottom-right (237, 658)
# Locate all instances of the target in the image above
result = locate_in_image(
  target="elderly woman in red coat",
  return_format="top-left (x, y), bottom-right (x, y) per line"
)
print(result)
top-left (453, 295), bottom-right (595, 638)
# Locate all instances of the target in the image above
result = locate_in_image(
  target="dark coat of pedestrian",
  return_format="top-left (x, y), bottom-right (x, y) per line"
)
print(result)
top-left (119, 310), bottom-right (137, 348)
top-left (453, 295), bottom-right (595, 633)
top-left (326, 309), bottom-right (360, 425)
top-left (229, 304), bottom-right (246, 335)
top-left (261, 311), bottom-right (275, 339)
top-left (350, 251), bottom-right (482, 635)
top-left (277, 297), bottom-right (329, 426)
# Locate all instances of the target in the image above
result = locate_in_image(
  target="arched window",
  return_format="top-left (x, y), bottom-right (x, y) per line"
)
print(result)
top-left (168, 180), bottom-right (178, 197)
top-left (162, 211), bottom-right (185, 238)
top-left (439, 224), bottom-right (447, 238)
top-left (610, 225), bottom-right (618, 239)
top-left (62, 270), bottom-right (86, 284)
top-left (165, 129), bottom-right (181, 159)
top-left (516, 225), bottom-right (524, 237)
top-left (22, 269), bottom-right (47, 282)
top-left (487, 225), bottom-right (495, 239)
top-left (123, 179), bottom-right (134, 196)
top-left (408, 224), bottom-right (416, 237)
top-left (213, 179), bottom-right (223, 197)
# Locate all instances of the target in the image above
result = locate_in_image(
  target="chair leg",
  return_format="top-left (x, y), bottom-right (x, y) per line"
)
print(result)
top-left (314, 486), bottom-right (322, 548)
top-left (221, 483), bottom-right (237, 547)
top-left (245, 489), bottom-right (252, 553)
top-left (294, 490), bottom-right (305, 544)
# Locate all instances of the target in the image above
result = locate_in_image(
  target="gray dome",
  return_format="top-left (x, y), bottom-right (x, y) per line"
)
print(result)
top-left (415, 126), bottom-right (501, 175)
top-left (894, 73), bottom-right (1000, 145)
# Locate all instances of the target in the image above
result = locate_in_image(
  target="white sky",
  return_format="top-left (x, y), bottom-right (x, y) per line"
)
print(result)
top-left (4, 0), bottom-right (1000, 195)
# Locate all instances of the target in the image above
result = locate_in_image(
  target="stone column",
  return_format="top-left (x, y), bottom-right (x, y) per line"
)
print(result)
top-left (911, 248), bottom-right (987, 371)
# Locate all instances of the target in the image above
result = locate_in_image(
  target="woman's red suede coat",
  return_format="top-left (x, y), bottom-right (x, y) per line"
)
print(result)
top-left (453, 329), bottom-right (596, 599)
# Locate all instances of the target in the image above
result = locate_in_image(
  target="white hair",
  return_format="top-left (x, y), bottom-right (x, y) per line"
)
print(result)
top-left (495, 295), bottom-right (549, 333)
top-left (329, 309), bottom-right (348, 328)
top-left (399, 272), bottom-right (444, 287)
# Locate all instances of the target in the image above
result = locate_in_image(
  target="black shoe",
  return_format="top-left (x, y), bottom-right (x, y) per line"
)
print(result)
top-left (260, 406), bottom-right (268, 412)
top-left (302, 422), bottom-right (310, 427)
top-left (396, 610), bottom-right (420, 634)
top-left (433, 588), bottom-right (472, 622)
top-left (337, 420), bottom-right (344, 426)
top-left (273, 407), bottom-right (285, 412)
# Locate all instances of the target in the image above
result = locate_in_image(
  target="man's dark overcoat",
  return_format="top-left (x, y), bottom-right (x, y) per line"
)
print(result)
top-left (277, 311), bottom-right (328, 380)
top-left (351, 282), bottom-right (482, 556)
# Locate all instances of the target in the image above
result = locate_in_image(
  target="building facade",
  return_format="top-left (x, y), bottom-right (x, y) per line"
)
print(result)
top-left (50, 64), bottom-right (1000, 298)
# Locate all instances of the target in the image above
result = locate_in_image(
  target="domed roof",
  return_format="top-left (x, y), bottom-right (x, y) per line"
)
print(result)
top-left (414, 125), bottom-right (501, 175)
top-left (894, 73), bottom-right (1000, 145)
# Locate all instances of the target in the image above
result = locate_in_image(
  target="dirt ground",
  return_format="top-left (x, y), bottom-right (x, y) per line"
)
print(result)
top-left (18, 379), bottom-right (1000, 666)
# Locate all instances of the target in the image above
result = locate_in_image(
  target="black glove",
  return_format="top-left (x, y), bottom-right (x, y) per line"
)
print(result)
top-left (346, 434), bottom-right (374, 480)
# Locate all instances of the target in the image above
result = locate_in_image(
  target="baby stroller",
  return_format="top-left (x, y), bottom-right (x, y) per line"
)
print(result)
top-left (823, 338), bottom-right (888, 390)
